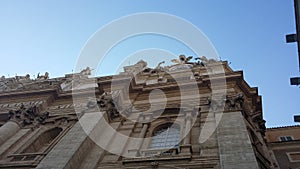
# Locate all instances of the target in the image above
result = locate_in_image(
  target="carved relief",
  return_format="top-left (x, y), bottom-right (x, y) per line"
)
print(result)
top-left (224, 93), bottom-right (244, 111)
top-left (97, 92), bottom-right (120, 120)
top-left (209, 93), bottom-right (244, 112)
top-left (208, 95), bottom-right (226, 112)
top-left (252, 111), bottom-right (266, 136)
top-left (0, 101), bottom-right (45, 112)
top-left (8, 104), bottom-right (49, 127)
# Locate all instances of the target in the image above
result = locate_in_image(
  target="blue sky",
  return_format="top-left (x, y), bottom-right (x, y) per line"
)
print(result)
top-left (0, 1), bottom-right (299, 127)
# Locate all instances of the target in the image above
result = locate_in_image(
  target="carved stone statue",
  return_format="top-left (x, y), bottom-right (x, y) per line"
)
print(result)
top-left (150, 61), bottom-right (165, 74)
top-left (195, 56), bottom-right (217, 66)
top-left (209, 93), bottom-right (244, 112)
top-left (86, 97), bottom-right (97, 109)
top-left (8, 104), bottom-right (49, 127)
top-left (224, 93), bottom-right (244, 111)
top-left (171, 55), bottom-right (193, 65)
top-left (37, 72), bottom-right (49, 80)
top-left (80, 67), bottom-right (92, 76)
top-left (208, 95), bottom-right (226, 112)
top-left (154, 61), bottom-right (165, 71)
top-left (97, 92), bottom-right (119, 120)
top-left (16, 74), bottom-right (30, 81)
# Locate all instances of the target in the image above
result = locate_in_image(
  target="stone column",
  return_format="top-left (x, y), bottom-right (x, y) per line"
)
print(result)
top-left (36, 112), bottom-right (107, 169)
top-left (183, 114), bottom-right (192, 145)
top-left (217, 111), bottom-right (259, 169)
top-left (180, 111), bottom-right (195, 155)
top-left (128, 123), bottom-right (149, 157)
top-left (0, 120), bottom-right (20, 145)
top-left (137, 123), bottom-right (149, 149)
top-left (138, 114), bottom-right (152, 148)
top-left (128, 114), bottom-right (151, 157)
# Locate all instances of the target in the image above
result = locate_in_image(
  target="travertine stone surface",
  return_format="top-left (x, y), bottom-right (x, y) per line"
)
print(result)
top-left (217, 111), bottom-right (259, 169)
top-left (0, 128), bottom-right (30, 158)
top-left (36, 121), bottom-right (89, 169)
top-left (0, 121), bottom-right (20, 145)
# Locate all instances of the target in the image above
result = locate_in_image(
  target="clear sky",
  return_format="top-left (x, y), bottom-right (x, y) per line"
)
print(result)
top-left (0, 1), bottom-right (299, 127)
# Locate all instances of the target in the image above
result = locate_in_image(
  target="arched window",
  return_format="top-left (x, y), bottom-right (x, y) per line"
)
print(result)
top-left (150, 123), bottom-right (180, 149)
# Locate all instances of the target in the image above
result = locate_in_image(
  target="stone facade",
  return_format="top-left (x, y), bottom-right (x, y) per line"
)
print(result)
top-left (0, 56), bottom-right (274, 168)
top-left (266, 125), bottom-right (300, 169)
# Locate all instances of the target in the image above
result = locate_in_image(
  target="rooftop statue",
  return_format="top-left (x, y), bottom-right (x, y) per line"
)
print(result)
top-left (171, 55), bottom-right (193, 65)
top-left (37, 72), bottom-right (49, 80)
top-left (80, 66), bottom-right (92, 76)
top-left (195, 56), bottom-right (217, 66)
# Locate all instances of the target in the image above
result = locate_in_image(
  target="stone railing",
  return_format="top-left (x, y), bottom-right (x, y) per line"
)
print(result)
top-left (140, 147), bottom-right (178, 157)
top-left (8, 152), bottom-right (46, 162)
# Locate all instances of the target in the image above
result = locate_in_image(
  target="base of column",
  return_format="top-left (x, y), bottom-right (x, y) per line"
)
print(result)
top-left (179, 144), bottom-right (192, 155)
top-left (128, 149), bottom-right (140, 157)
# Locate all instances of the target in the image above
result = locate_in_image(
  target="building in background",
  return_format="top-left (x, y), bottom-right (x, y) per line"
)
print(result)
top-left (0, 56), bottom-right (276, 169)
top-left (266, 125), bottom-right (300, 169)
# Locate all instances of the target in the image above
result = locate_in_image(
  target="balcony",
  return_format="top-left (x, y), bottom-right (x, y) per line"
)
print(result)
top-left (123, 147), bottom-right (191, 164)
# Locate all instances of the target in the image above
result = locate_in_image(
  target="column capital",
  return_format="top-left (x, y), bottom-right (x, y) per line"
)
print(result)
top-left (183, 106), bottom-right (200, 120)
top-left (139, 113), bottom-right (153, 124)
top-left (8, 104), bottom-right (49, 128)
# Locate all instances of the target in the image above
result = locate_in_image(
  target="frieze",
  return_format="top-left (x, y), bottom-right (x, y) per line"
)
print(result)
top-left (0, 101), bottom-right (45, 112)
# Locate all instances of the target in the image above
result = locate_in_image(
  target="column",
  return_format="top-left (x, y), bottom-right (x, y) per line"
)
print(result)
top-left (128, 114), bottom-right (151, 157)
top-left (0, 120), bottom-right (20, 145)
top-left (179, 112), bottom-right (193, 155)
top-left (183, 115), bottom-right (192, 145)
top-left (217, 111), bottom-right (259, 169)
top-left (137, 123), bottom-right (149, 149)
top-left (36, 112), bottom-right (106, 169)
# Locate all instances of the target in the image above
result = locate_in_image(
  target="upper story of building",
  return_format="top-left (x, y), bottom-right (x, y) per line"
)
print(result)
top-left (0, 55), bottom-right (273, 169)
top-left (266, 125), bottom-right (300, 143)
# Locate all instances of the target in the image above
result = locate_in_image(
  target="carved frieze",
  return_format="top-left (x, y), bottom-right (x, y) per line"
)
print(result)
top-left (0, 101), bottom-right (45, 112)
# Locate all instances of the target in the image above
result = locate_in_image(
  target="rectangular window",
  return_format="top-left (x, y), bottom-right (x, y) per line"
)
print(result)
top-left (279, 136), bottom-right (293, 141)
top-left (287, 152), bottom-right (300, 162)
